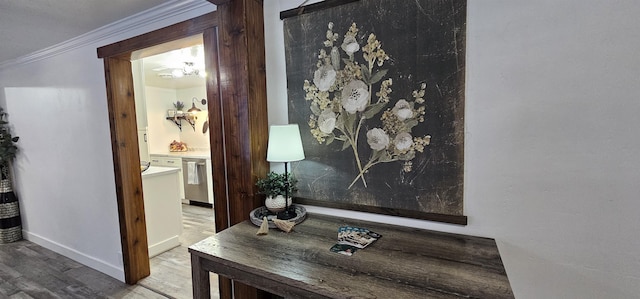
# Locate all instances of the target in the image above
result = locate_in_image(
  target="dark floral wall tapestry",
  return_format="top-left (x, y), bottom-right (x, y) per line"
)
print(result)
top-left (283, 0), bottom-right (467, 224)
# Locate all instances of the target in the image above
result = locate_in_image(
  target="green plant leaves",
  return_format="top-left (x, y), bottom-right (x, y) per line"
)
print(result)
top-left (341, 140), bottom-right (351, 151)
top-left (326, 134), bottom-right (335, 145)
top-left (360, 64), bottom-right (371, 83)
top-left (360, 67), bottom-right (388, 85)
top-left (310, 102), bottom-right (321, 116)
top-left (0, 108), bottom-right (18, 166)
top-left (363, 102), bottom-right (387, 119)
top-left (370, 69), bottom-right (388, 85)
top-left (331, 46), bottom-right (341, 70)
top-left (342, 111), bottom-right (357, 136)
top-left (404, 119), bottom-right (419, 130)
top-left (256, 171), bottom-right (298, 198)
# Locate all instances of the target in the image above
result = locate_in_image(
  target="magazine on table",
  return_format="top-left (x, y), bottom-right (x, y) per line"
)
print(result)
top-left (330, 226), bottom-right (382, 256)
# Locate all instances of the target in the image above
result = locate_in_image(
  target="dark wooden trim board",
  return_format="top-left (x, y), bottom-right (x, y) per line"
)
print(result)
top-left (97, 12), bottom-right (218, 59)
top-left (280, 0), bottom-right (359, 20)
top-left (296, 197), bottom-right (468, 225)
top-left (102, 56), bottom-right (150, 283)
top-left (215, 0), bottom-right (270, 297)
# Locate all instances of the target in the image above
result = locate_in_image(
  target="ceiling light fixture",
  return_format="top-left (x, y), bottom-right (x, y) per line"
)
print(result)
top-left (160, 62), bottom-right (203, 79)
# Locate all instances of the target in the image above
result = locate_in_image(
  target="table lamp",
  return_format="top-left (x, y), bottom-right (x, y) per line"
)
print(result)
top-left (266, 124), bottom-right (305, 220)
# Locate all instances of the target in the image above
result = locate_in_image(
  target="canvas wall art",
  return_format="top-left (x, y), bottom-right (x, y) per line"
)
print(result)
top-left (283, 0), bottom-right (467, 224)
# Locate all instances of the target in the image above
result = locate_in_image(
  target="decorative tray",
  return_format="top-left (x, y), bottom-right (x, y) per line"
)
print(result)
top-left (249, 205), bottom-right (307, 228)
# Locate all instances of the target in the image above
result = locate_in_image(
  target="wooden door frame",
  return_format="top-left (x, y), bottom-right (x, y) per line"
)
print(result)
top-left (98, 1), bottom-right (268, 297)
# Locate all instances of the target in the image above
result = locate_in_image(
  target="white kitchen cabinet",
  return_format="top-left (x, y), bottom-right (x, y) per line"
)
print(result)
top-left (149, 155), bottom-right (185, 200)
top-left (141, 166), bottom-right (182, 257)
top-left (206, 159), bottom-right (214, 204)
top-left (132, 60), bottom-right (148, 130)
top-left (138, 128), bottom-right (150, 163)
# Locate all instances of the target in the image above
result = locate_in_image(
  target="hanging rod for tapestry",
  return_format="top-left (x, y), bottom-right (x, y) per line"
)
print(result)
top-left (280, 0), bottom-right (360, 20)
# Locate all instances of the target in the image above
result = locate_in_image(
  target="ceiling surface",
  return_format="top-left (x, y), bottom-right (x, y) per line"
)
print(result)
top-left (140, 36), bottom-right (206, 89)
top-left (0, 0), bottom-right (207, 89)
top-left (0, 0), bottom-right (170, 65)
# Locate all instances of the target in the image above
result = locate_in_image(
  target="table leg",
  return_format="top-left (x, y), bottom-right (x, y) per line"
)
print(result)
top-left (191, 254), bottom-right (211, 299)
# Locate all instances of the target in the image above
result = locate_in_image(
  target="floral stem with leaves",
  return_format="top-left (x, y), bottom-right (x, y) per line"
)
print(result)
top-left (304, 22), bottom-right (431, 189)
top-left (348, 155), bottom-right (391, 189)
top-left (352, 116), bottom-right (367, 187)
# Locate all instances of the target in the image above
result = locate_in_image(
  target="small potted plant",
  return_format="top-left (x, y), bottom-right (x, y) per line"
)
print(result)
top-left (174, 101), bottom-right (185, 116)
top-left (256, 171), bottom-right (297, 213)
top-left (0, 108), bottom-right (19, 174)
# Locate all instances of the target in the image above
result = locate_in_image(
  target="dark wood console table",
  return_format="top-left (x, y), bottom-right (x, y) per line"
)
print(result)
top-left (189, 213), bottom-right (514, 298)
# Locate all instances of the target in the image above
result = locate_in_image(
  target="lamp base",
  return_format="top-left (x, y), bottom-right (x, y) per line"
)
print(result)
top-left (277, 207), bottom-right (296, 220)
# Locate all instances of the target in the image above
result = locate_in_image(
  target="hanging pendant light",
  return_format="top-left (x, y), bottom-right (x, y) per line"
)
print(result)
top-left (187, 97), bottom-right (202, 113)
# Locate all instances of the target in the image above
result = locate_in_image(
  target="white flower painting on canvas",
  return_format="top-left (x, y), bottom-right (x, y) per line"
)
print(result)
top-left (283, 0), bottom-right (466, 218)
top-left (304, 22), bottom-right (432, 188)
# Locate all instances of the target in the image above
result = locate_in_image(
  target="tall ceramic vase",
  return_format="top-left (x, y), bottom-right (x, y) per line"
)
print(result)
top-left (0, 165), bottom-right (21, 243)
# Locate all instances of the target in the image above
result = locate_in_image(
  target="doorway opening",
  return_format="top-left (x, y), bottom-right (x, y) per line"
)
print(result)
top-left (97, 12), bottom-right (225, 287)
top-left (134, 35), bottom-right (214, 208)
top-left (99, 4), bottom-right (269, 296)
top-left (131, 35), bottom-right (218, 298)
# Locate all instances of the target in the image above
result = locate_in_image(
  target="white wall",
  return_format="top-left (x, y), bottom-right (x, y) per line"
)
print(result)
top-left (176, 86), bottom-right (209, 149)
top-left (145, 85), bottom-right (209, 153)
top-left (265, 1), bottom-right (640, 298)
top-left (0, 0), bottom-right (216, 281)
top-left (0, 0), bottom-right (637, 294)
top-left (145, 86), bottom-right (181, 153)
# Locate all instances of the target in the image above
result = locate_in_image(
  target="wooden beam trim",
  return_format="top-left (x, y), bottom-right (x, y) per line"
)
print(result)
top-left (103, 57), bottom-right (150, 284)
top-left (204, 27), bottom-right (230, 233)
top-left (246, 0), bottom-right (269, 211)
top-left (280, 0), bottom-right (359, 20)
top-left (97, 12), bottom-right (219, 58)
top-left (215, 0), bottom-right (268, 297)
top-left (206, 0), bottom-right (232, 5)
top-left (217, 2), bottom-right (252, 228)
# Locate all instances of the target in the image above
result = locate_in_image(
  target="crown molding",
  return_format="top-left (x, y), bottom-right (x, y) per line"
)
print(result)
top-left (0, 0), bottom-right (216, 70)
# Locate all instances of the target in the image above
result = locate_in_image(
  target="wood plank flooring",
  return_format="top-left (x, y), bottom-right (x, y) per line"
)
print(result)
top-left (0, 204), bottom-right (218, 299)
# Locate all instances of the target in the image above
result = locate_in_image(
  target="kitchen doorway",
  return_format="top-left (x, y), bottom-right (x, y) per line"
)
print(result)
top-left (131, 35), bottom-right (218, 298)
top-left (99, 3), bottom-right (269, 297)
top-left (134, 35), bottom-right (214, 207)
top-left (97, 12), bottom-right (227, 285)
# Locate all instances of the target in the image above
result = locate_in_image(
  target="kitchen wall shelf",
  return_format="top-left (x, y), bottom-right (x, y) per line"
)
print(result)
top-left (166, 115), bottom-right (196, 131)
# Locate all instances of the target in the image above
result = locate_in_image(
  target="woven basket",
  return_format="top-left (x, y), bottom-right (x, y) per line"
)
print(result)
top-left (0, 179), bottom-right (22, 243)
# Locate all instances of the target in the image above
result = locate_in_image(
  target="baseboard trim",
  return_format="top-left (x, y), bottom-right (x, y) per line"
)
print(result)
top-left (148, 235), bottom-right (180, 258)
top-left (23, 230), bottom-right (125, 282)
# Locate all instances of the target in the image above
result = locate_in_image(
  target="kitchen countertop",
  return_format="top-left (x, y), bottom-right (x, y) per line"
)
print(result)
top-left (151, 150), bottom-right (211, 159)
top-left (142, 166), bottom-right (180, 178)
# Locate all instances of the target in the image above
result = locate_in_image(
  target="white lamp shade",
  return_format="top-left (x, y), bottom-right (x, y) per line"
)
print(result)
top-left (267, 124), bottom-right (305, 162)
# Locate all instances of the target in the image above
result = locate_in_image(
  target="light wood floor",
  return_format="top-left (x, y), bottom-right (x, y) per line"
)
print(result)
top-left (0, 204), bottom-right (218, 299)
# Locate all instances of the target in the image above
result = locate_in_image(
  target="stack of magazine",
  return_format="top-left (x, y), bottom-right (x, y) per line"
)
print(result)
top-left (330, 226), bottom-right (382, 256)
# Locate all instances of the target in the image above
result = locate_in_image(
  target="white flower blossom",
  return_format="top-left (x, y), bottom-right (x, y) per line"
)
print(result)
top-left (341, 80), bottom-right (369, 114)
top-left (313, 65), bottom-right (337, 92)
top-left (341, 36), bottom-right (360, 56)
top-left (317, 109), bottom-right (337, 134)
top-left (392, 99), bottom-right (413, 120)
top-left (394, 132), bottom-right (414, 151)
top-left (366, 128), bottom-right (390, 151)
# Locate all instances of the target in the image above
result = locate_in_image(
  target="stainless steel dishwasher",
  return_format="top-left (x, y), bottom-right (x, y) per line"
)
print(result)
top-left (182, 158), bottom-right (209, 206)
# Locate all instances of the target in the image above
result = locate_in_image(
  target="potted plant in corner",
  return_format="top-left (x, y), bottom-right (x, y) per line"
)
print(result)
top-left (0, 107), bottom-right (21, 243)
top-left (256, 171), bottom-right (297, 213)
